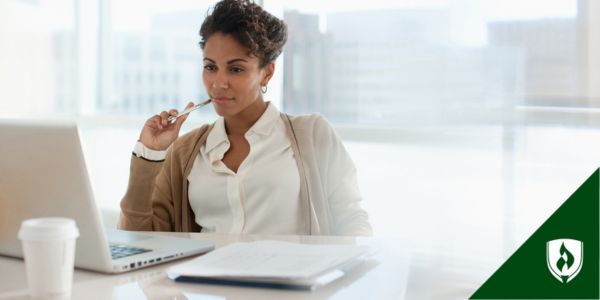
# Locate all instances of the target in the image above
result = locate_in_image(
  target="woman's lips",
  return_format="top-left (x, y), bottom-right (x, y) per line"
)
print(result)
top-left (211, 97), bottom-right (234, 105)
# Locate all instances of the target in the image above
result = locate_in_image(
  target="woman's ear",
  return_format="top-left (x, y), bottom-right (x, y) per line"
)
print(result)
top-left (261, 63), bottom-right (275, 86)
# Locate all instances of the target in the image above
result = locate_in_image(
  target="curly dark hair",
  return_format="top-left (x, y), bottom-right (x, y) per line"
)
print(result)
top-left (199, 0), bottom-right (287, 68)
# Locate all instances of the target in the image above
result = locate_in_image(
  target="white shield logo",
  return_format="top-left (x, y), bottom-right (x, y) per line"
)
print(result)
top-left (546, 239), bottom-right (583, 283)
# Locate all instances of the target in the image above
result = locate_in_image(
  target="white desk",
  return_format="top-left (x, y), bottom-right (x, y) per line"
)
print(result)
top-left (0, 232), bottom-right (492, 299)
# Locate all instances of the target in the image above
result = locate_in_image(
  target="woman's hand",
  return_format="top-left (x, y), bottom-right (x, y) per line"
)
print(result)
top-left (139, 102), bottom-right (195, 151)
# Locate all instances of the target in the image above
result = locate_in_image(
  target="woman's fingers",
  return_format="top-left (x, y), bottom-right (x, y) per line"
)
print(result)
top-left (174, 102), bottom-right (195, 126)
top-left (159, 111), bottom-right (170, 128)
top-left (144, 115), bottom-right (161, 130)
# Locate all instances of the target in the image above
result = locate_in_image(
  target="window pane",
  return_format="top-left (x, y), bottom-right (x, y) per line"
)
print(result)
top-left (274, 0), bottom-right (598, 127)
top-left (99, 0), bottom-right (214, 118)
top-left (0, 0), bottom-right (77, 117)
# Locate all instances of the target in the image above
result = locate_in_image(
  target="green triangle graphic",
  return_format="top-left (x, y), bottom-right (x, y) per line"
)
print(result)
top-left (471, 169), bottom-right (600, 299)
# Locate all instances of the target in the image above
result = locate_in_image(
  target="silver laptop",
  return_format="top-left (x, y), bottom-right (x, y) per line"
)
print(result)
top-left (0, 120), bottom-right (214, 273)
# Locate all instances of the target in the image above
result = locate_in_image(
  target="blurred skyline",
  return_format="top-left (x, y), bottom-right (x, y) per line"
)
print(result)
top-left (1, 0), bottom-right (599, 128)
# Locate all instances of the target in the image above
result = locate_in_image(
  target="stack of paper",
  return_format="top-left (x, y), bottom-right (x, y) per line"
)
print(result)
top-left (167, 240), bottom-right (370, 290)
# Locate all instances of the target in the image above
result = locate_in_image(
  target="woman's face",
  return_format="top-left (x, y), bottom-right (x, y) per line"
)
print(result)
top-left (202, 32), bottom-right (274, 118)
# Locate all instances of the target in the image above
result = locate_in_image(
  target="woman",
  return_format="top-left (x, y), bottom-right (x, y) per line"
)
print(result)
top-left (118, 0), bottom-right (372, 236)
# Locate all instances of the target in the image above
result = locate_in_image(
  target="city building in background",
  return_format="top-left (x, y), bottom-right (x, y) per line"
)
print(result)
top-left (488, 19), bottom-right (584, 107)
top-left (52, 32), bottom-right (79, 113)
top-left (282, 11), bottom-right (332, 119)
top-left (281, 2), bottom-right (597, 126)
top-left (97, 9), bottom-right (207, 115)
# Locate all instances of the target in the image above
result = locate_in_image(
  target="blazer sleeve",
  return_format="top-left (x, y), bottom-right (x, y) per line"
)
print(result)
top-left (313, 115), bottom-right (373, 236)
top-left (117, 150), bottom-right (176, 231)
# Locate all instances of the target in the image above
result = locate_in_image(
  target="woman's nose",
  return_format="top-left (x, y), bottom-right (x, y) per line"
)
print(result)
top-left (212, 72), bottom-right (229, 89)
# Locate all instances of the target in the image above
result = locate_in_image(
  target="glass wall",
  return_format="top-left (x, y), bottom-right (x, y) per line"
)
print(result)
top-left (0, 0), bottom-right (78, 116)
top-left (272, 0), bottom-right (599, 127)
top-left (5, 0), bottom-right (598, 125)
top-left (97, 0), bottom-right (213, 118)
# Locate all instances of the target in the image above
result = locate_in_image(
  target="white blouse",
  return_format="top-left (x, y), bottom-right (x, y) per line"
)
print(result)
top-left (187, 103), bottom-right (305, 234)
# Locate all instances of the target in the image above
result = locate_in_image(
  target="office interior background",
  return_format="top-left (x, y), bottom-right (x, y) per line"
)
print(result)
top-left (2, 0), bottom-right (600, 266)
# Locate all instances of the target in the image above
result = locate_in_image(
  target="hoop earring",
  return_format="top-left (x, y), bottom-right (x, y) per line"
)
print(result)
top-left (261, 85), bottom-right (268, 94)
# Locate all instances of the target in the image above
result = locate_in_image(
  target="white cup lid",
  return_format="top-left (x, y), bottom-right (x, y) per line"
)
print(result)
top-left (18, 218), bottom-right (79, 241)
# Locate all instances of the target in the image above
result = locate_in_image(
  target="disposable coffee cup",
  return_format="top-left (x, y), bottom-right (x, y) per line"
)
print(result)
top-left (18, 218), bottom-right (79, 299)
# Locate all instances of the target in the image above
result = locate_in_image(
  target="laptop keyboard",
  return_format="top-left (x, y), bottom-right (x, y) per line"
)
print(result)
top-left (109, 244), bottom-right (152, 260)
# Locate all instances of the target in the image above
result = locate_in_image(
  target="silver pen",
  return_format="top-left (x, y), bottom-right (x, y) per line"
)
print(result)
top-left (167, 99), bottom-right (212, 123)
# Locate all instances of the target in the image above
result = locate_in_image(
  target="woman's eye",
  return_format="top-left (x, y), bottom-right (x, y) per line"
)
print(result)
top-left (229, 67), bottom-right (244, 73)
top-left (204, 65), bottom-right (216, 71)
